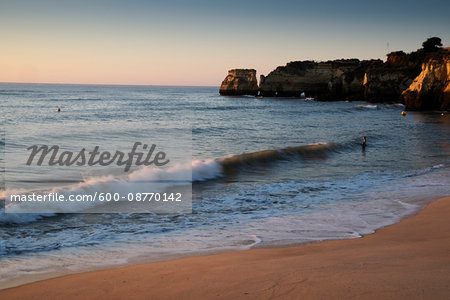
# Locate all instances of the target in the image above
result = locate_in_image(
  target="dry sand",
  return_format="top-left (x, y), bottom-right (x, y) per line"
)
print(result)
top-left (1, 197), bottom-right (449, 299)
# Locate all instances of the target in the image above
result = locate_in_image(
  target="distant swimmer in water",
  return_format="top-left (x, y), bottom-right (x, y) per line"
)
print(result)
top-left (362, 136), bottom-right (366, 151)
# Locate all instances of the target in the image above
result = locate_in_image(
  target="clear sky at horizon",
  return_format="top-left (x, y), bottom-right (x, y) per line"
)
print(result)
top-left (1, 0), bottom-right (449, 86)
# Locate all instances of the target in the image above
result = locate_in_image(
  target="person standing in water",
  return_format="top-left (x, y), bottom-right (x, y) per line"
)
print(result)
top-left (362, 136), bottom-right (366, 151)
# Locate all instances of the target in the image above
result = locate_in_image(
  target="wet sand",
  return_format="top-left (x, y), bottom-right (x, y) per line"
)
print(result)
top-left (1, 197), bottom-right (449, 299)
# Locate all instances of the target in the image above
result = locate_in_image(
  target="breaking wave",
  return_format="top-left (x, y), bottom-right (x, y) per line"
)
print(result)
top-left (219, 142), bottom-right (338, 172)
top-left (0, 143), bottom-right (337, 223)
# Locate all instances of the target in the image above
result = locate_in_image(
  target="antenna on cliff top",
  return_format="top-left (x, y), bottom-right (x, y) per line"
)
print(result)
top-left (387, 42), bottom-right (390, 53)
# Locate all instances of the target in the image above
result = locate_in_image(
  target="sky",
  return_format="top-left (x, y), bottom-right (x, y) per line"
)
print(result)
top-left (1, 0), bottom-right (449, 86)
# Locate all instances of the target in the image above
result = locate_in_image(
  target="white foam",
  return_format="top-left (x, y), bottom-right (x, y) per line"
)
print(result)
top-left (0, 159), bottom-right (225, 222)
top-left (406, 164), bottom-right (445, 177)
top-left (356, 104), bottom-right (378, 109)
top-left (192, 159), bottom-right (223, 181)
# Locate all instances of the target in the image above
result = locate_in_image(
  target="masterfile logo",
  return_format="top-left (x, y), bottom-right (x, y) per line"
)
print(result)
top-left (26, 142), bottom-right (170, 172)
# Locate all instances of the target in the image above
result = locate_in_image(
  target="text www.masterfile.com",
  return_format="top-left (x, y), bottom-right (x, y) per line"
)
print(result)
top-left (9, 192), bottom-right (183, 202)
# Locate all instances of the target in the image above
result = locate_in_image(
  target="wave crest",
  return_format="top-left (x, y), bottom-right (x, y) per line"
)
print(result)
top-left (0, 143), bottom-right (336, 223)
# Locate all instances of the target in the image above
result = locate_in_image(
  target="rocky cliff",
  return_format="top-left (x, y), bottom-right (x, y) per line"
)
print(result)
top-left (219, 69), bottom-right (258, 96)
top-left (402, 52), bottom-right (450, 110)
top-left (259, 59), bottom-right (382, 100)
top-left (219, 41), bottom-right (449, 110)
top-left (363, 51), bottom-right (425, 102)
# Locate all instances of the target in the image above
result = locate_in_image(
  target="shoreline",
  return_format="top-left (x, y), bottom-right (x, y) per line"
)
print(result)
top-left (0, 193), bottom-right (431, 291)
top-left (1, 196), bottom-right (449, 299)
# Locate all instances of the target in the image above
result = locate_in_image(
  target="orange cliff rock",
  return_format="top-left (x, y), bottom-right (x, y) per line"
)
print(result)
top-left (402, 52), bottom-right (450, 110)
top-left (219, 44), bottom-right (449, 110)
top-left (259, 59), bottom-right (382, 99)
top-left (219, 69), bottom-right (258, 96)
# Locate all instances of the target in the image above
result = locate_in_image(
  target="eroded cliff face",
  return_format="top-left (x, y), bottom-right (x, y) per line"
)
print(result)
top-left (363, 52), bottom-right (423, 102)
top-left (219, 48), bottom-right (449, 110)
top-left (402, 53), bottom-right (450, 110)
top-left (219, 69), bottom-right (258, 96)
top-left (259, 59), bottom-right (382, 100)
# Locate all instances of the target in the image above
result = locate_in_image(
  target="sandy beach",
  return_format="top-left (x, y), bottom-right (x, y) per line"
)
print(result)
top-left (2, 1), bottom-right (449, 299)
top-left (0, 196), bottom-right (448, 299)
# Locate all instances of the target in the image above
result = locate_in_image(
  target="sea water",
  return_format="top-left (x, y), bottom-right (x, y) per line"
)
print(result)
top-left (0, 83), bottom-right (449, 287)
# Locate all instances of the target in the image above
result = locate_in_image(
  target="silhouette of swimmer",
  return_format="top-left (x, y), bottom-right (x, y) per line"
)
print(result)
top-left (362, 136), bottom-right (366, 151)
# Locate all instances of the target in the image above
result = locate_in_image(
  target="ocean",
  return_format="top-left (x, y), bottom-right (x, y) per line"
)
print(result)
top-left (0, 83), bottom-right (449, 288)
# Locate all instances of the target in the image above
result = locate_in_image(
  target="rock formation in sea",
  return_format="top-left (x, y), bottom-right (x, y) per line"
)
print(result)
top-left (219, 69), bottom-right (259, 96)
top-left (259, 59), bottom-right (382, 100)
top-left (401, 51), bottom-right (450, 110)
top-left (219, 38), bottom-right (449, 110)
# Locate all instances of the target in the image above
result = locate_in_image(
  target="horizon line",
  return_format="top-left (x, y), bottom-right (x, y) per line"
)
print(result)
top-left (0, 81), bottom-right (220, 88)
